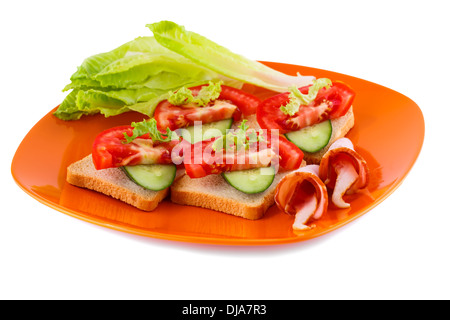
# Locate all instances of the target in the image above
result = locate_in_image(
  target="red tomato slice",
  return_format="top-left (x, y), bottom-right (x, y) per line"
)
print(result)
top-left (183, 137), bottom-right (274, 178)
top-left (257, 81), bottom-right (355, 134)
top-left (154, 84), bottom-right (261, 131)
top-left (214, 85), bottom-right (261, 116)
top-left (276, 134), bottom-right (305, 171)
top-left (183, 132), bottom-right (304, 178)
top-left (92, 125), bottom-right (178, 170)
top-left (154, 99), bottom-right (239, 131)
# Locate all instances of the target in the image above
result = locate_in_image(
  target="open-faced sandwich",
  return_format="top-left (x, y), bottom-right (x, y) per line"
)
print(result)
top-left (61, 21), bottom-right (370, 231)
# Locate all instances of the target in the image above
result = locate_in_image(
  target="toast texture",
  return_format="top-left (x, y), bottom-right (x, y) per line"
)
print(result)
top-left (170, 159), bottom-right (306, 220)
top-left (170, 171), bottom-right (290, 220)
top-left (302, 107), bottom-right (355, 164)
top-left (66, 154), bottom-right (169, 211)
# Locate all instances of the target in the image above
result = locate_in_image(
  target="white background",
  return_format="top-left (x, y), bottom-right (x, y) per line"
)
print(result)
top-left (2, 0), bottom-right (449, 300)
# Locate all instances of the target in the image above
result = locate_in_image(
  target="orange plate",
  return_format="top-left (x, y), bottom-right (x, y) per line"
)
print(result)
top-left (11, 62), bottom-right (424, 245)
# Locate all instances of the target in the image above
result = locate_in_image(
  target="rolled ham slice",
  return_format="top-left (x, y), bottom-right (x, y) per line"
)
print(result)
top-left (319, 138), bottom-right (369, 208)
top-left (275, 165), bottom-right (328, 230)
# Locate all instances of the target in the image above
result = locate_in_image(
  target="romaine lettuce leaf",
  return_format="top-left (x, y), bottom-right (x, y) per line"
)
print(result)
top-left (68, 37), bottom-right (168, 83)
top-left (92, 52), bottom-right (218, 89)
top-left (54, 87), bottom-right (169, 120)
top-left (54, 36), bottom-right (232, 120)
top-left (55, 21), bottom-right (315, 121)
top-left (53, 90), bottom-right (87, 120)
top-left (148, 21), bottom-right (315, 93)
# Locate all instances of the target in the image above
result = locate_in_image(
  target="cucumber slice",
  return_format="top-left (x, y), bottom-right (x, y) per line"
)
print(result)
top-left (182, 118), bottom-right (233, 143)
top-left (122, 164), bottom-right (177, 191)
top-left (222, 167), bottom-right (276, 194)
top-left (285, 120), bottom-right (332, 153)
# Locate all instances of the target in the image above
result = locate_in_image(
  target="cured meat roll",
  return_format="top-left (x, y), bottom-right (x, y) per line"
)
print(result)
top-left (319, 138), bottom-right (369, 208)
top-left (275, 165), bottom-right (328, 230)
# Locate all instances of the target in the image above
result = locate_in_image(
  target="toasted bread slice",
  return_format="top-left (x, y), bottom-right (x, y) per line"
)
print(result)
top-left (302, 107), bottom-right (354, 164)
top-left (66, 154), bottom-right (176, 211)
top-left (170, 172), bottom-right (286, 220)
top-left (169, 107), bottom-right (354, 220)
top-left (170, 160), bottom-right (305, 220)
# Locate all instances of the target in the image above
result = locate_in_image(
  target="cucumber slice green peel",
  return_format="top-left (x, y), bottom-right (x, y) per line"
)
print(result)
top-left (285, 120), bottom-right (332, 153)
top-left (222, 166), bottom-right (276, 194)
top-left (122, 164), bottom-right (177, 191)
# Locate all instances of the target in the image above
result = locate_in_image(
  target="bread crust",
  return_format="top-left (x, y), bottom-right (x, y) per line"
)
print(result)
top-left (170, 165), bottom-right (302, 220)
top-left (170, 174), bottom-right (283, 220)
top-left (66, 154), bottom-right (169, 211)
top-left (170, 188), bottom-right (272, 220)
